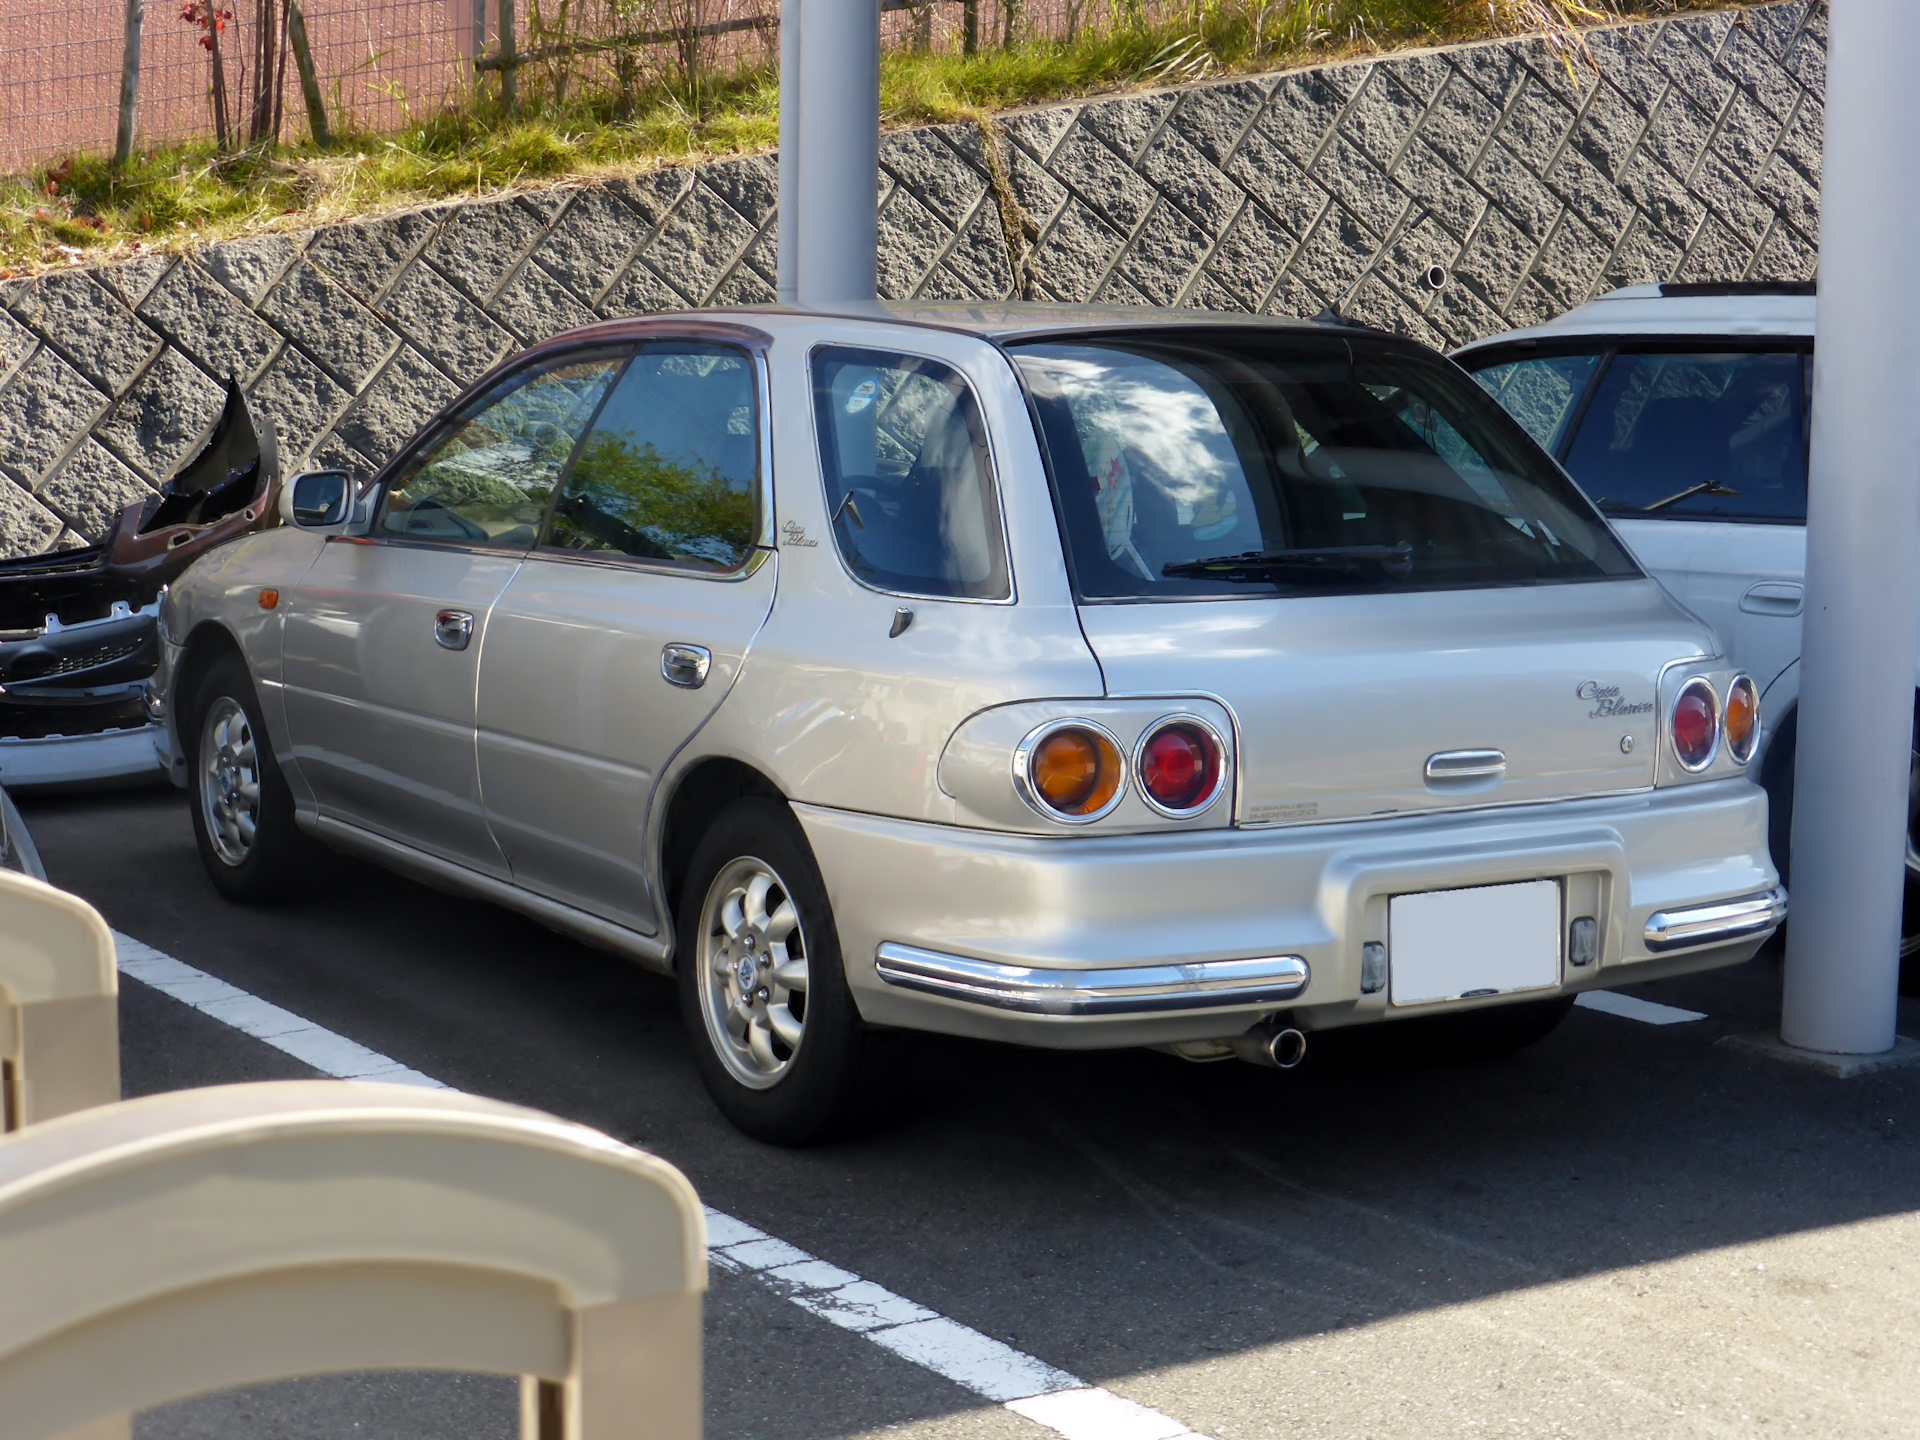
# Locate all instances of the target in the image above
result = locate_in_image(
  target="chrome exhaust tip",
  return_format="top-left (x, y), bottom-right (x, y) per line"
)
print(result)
top-left (1230, 1024), bottom-right (1309, 1070)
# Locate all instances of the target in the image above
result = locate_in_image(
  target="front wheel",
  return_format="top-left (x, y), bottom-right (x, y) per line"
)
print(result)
top-left (675, 799), bottom-right (894, 1144)
top-left (187, 653), bottom-right (313, 903)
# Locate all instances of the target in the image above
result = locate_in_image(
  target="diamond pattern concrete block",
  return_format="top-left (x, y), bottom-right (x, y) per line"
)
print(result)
top-left (1418, 71), bottom-right (1503, 174)
top-left (1528, 212), bottom-right (1608, 312)
top-left (0, 478), bottom-right (64, 556)
top-left (1091, 269), bottom-right (1154, 309)
top-left (1542, 144), bottom-right (1636, 240)
top-left (1603, 214), bottom-right (1686, 292)
top-left (877, 186), bottom-right (953, 302)
top-left (1028, 200), bottom-right (1126, 304)
top-left (1263, 268), bottom-right (1331, 321)
top-left (1045, 124), bottom-right (1161, 236)
top-left (1179, 269), bottom-right (1247, 315)
top-left (1715, 21), bottom-right (1801, 120)
top-left (1744, 1), bottom-right (1807, 59)
top-left (1782, 22), bottom-right (1825, 92)
top-left (36, 438), bottom-right (153, 540)
top-left (598, 258), bottom-right (687, 319)
top-left (1503, 274), bottom-right (1564, 330)
top-left (1000, 105), bottom-right (1079, 166)
top-left (1113, 200), bottom-right (1212, 306)
top-left (1395, 135), bottom-right (1488, 240)
top-left (913, 264), bottom-right (979, 302)
top-left (1076, 92), bottom-right (1175, 164)
top-left (1570, 79), bottom-right (1652, 186)
top-left (1287, 205), bottom-right (1375, 309)
top-left (1498, 75), bottom-right (1578, 164)
top-left (1696, 150), bottom-right (1779, 246)
top-left (1772, 97), bottom-right (1821, 186)
top-left (702, 155), bottom-right (780, 227)
top-left (1342, 275), bottom-right (1423, 337)
top-left (1203, 200), bottom-right (1298, 312)
top-left (306, 209), bottom-right (442, 303)
top-left (1475, 140), bottom-right (1562, 244)
top-left (1584, 27), bottom-right (1667, 114)
top-left (383, 261), bottom-right (516, 387)
top-left (200, 233), bottom-right (299, 305)
top-left (330, 344), bottom-right (459, 469)
top-left (1136, 123), bottom-right (1243, 238)
top-left (260, 260), bottom-right (400, 392)
top-left (1425, 275), bottom-right (1507, 349)
top-left (1447, 40), bottom-right (1528, 108)
top-left (0, 308), bottom-right (34, 384)
top-left (1753, 217), bottom-right (1817, 280)
top-left (608, 167), bottom-right (695, 228)
top-left (1384, 50), bottom-right (1453, 106)
top-left (492, 259), bottom-right (600, 341)
top-left (427, 196), bottom-right (549, 304)
top-left (640, 182), bottom-right (758, 305)
top-left (1648, 24), bottom-right (1737, 118)
top-left (137, 259), bottom-right (281, 385)
top-left (96, 252), bottom-right (174, 310)
top-left (1638, 90), bottom-right (1717, 185)
top-left (3, 269), bottom-right (161, 392)
top-left (1618, 150), bottom-right (1707, 243)
top-left (1676, 214), bottom-right (1756, 283)
top-left (1376, 212), bottom-right (1465, 309)
top-left (0, 346), bottom-right (107, 487)
top-left (1224, 127), bottom-right (1331, 241)
top-left (1751, 153), bottom-right (1820, 246)
top-left (1452, 206), bottom-right (1534, 310)
top-left (1318, 134), bottom-right (1409, 240)
top-left (741, 226), bottom-right (779, 289)
top-left (1000, 141), bottom-right (1071, 229)
top-left (883, 128), bottom-right (988, 230)
top-left (1341, 66), bottom-right (1425, 171)
top-left (1717, 89), bottom-right (1790, 180)
top-left (939, 202), bottom-right (1015, 301)
top-left (711, 262), bottom-right (777, 308)
top-left (97, 347), bottom-right (226, 483)
top-left (1259, 70), bottom-right (1350, 170)
top-left (249, 344), bottom-right (352, 462)
top-left (1166, 78), bottom-right (1270, 167)
top-left (536, 188), bottom-right (649, 307)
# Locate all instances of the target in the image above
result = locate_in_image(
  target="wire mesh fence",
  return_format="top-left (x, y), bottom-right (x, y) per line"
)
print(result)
top-left (0, 0), bottom-right (1179, 172)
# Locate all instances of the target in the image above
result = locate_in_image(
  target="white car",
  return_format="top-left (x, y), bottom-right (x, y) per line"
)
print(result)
top-left (150, 305), bottom-right (1782, 1141)
top-left (1455, 281), bottom-right (1917, 975)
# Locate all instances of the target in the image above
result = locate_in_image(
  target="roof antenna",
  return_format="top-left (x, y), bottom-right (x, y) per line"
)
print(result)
top-left (776, 0), bottom-right (879, 309)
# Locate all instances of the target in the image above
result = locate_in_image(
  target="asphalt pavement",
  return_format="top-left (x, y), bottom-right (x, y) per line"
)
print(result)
top-left (17, 783), bottom-right (1920, 1440)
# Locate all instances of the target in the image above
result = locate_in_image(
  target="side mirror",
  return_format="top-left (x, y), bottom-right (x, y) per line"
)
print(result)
top-left (286, 469), bottom-right (353, 529)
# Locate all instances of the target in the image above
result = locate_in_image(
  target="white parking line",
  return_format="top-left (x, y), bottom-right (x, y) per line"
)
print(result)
top-left (1575, 990), bottom-right (1708, 1026)
top-left (111, 931), bottom-right (1208, 1440)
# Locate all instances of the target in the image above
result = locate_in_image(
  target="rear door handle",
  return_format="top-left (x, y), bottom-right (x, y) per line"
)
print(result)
top-left (1740, 582), bottom-right (1803, 617)
top-left (661, 643), bottom-right (712, 689)
top-left (433, 610), bottom-right (475, 651)
top-left (1425, 749), bottom-right (1507, 781)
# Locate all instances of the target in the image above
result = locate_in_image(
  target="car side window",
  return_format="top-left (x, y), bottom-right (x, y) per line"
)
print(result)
top-left (811, 346), bottom-right (1010, 601)
top-left (1467, 353), bottom-right (1600, 454)
top-left (1562, 350), bottom-right (1809, 523)
top-left (542, 342), bottom-right (759, 570)
top-left (377, 354), bottom-right (625, 547)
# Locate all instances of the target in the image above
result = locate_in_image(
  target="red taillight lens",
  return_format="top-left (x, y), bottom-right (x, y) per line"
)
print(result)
top-left (1136, 718), bottom-right (1225, 816)
top-left (1725, 675), bottom-right (1759, 765)
top-left (1671, 679), bottom-right (1720, 771)
top-left (1025, 724), bottom-right (1125, 820)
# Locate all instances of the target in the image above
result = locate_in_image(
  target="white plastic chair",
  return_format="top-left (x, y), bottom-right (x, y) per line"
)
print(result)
top-left (0, 870), bottom-right (118, 1131)
top-left (0, 1082), bottom-right (705, 1440)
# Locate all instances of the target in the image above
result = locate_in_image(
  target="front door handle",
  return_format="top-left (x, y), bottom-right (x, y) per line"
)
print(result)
top-left (661, 643), bottom-right (712, 689)
top-left (1740, 581), bottom-right (1804, 617)
top-left (433, 610), bottom-right (475, 651)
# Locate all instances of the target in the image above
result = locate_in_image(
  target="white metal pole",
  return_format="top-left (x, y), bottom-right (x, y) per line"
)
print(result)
top-left (1780, 0), bottom-right (1920, 1055)
top-left (777, 0), bottom-right (879, 308)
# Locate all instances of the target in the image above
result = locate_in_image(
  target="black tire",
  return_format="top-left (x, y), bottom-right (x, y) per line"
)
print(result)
top-left (186, 652), bottom-right (313, 903)
top-left (1387, 994), bottom-right (1576, 1064)
top-left (675, 798), bottom-right (896, 1144)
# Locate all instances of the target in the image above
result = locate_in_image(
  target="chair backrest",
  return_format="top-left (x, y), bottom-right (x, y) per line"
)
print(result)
top-left (0, 870), bottom-right (118, 1130)
top-left (0, 1082), bottom-right (706, 1440)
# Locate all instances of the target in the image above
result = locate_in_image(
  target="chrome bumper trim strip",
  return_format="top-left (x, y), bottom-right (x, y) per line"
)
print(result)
top-left (1643, 887), bottom-right (1787, 952)
top-left (873, 943), bottom-right (1310, 1016)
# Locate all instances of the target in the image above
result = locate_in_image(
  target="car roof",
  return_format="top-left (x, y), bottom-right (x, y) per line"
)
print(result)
top-left (1453, 283), bottom-right (1816, 355)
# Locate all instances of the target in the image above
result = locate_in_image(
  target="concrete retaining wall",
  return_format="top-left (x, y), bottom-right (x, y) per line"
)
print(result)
top-left (0, 0), bottom-right (1824, 557)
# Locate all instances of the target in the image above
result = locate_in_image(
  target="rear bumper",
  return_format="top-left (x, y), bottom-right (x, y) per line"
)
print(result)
top-left (797, 779), bottom-right (1779, 1049)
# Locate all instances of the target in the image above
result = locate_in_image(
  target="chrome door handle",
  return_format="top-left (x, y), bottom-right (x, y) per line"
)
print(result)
top-left (433, 610), bottom-right (475, 651)
top-left (1425, 748), bottom-right (1506, 781)
top-left (661, 643), bottom-right (712, 689)
top-left (1740, 581), bottom-right (1804, 616)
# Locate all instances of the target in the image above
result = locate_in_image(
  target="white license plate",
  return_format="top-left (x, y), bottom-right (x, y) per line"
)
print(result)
top-left (1389, 880), bottom-right (1561, 1006)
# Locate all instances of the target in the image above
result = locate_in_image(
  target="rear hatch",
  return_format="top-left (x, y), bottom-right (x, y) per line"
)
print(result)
top-left (1078, 578), bottom-right (1698, 826)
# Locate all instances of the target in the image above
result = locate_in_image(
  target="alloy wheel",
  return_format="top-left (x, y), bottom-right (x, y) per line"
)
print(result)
top-left (696, 856), bottom-right (810, 1089)
top-left (199, 697), bottom-right (261, 868)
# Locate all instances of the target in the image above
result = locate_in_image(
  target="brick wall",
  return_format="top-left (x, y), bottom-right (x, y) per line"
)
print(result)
top-left (0, 0), bottom-right (1825, 558)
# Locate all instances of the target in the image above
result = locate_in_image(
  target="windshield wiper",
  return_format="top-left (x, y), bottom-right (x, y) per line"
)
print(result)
top-left (1162, 542), bottom-right (1414, 582)
top-left (1639, 479), bottom-right (1740, 514)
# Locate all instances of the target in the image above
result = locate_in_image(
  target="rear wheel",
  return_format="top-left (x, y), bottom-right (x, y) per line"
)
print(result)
top-left (676, 799), bottom-right (894, 1144)
top-left (188, 653), bottom-right (312, 903)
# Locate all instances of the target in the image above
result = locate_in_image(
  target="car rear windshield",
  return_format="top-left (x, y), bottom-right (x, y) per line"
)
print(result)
top-left (1009, 332), bottom-right (1639, 601)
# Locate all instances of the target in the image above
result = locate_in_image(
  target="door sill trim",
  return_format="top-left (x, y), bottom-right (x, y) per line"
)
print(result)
top-left (301, 812), bottom-right (673, 973)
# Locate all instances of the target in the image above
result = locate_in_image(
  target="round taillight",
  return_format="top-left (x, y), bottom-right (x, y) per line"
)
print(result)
top-left (1671, 678), bottom-right (1720, 772)
top-left (1724, 674), bottom-right (1759, 765)
top-left (1018, 722), bottom-right (1126, 822)
top-left (1135, 716), bottom-right (1227, 817)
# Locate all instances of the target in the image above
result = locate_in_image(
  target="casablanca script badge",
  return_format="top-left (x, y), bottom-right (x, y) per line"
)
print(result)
top-left (1577, 680), bottom-right (1655, 719)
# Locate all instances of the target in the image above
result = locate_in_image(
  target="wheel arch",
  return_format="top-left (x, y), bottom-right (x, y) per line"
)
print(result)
top-left (172, 621), bottom-right (249, 761)
top-left (656, 757), bottom-right (789, 952)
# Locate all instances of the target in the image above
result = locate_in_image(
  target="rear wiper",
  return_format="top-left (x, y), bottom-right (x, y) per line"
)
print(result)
top-left (1639, 479), bottom-right (1739, 513)
top-left (1162, 542), bottom-right (1414, 582)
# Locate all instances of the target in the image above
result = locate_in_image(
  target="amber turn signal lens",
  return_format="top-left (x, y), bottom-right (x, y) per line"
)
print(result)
top-left (257, 589), bottom-right (279, 610)
top-left (1724, 674), bottom-right (1759, 765)
top-left (1029, 725), bottom-right (1124, 819)
top-left (1671, 678), bottom-right (1719, 771)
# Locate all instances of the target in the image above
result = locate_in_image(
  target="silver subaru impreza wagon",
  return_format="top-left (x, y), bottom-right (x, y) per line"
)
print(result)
top-left (149, 305), bottom-right (1783, 1141)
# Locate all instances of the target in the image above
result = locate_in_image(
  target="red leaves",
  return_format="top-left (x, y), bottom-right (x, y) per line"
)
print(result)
top-left (179, 0), bottom-right (234, 47)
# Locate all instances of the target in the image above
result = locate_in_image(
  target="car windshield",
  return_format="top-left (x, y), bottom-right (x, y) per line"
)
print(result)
top-left (1009, 332), bottom-right (1638, 601)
